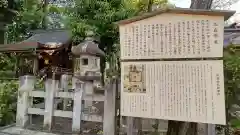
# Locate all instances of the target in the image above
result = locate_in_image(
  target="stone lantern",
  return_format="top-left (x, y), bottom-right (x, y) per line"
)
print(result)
top-left (71, 32), bottom-right (105, 107)
top-left (71, 33), bottom-right (104, 77)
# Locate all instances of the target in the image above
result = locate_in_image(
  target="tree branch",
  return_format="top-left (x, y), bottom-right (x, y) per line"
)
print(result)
top-left (211, 0), bottom-right (239, 9)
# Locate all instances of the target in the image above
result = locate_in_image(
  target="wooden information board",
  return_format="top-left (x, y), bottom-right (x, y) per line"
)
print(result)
top-left (119, 9), bottom-right (228, 125)
top-left (120, 13), bottom-right (224, 59)
top-left (121, 60), bottom-right (225, 124)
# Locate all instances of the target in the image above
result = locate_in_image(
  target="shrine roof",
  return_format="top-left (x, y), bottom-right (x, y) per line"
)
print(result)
top-left (0, 29), bottom-right (71, 52)
top-left (116, 8), bottom-right (235, 25)
top-left (26, 29), bottom-right (71, 46)
top-left (224, 28), bottom-right (240, 47)
top-left (71, 37), bottom-right (105, 56)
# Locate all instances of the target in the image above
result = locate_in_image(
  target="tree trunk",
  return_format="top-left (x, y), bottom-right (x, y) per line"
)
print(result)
top-left (167, 121), bottom-right (198, 135)
top-left (147, 0), bottom-right (153, 12)
top-left (190, 0), bottom-right (213, 9)
top-left (42, 0), bottom-right (49, 29)
top-left (167, 121), bottom-right (181, 135)
top-left (100, 56), bottom-right (106, 85)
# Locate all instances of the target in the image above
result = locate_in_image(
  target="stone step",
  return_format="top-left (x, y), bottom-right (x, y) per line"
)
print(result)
top-left (0, 126), bottom-right (58, 135)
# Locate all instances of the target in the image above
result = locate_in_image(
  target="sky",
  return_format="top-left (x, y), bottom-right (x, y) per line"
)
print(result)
top-left (169, 0), bottom-right (240, 11)
top-left (169, 0), bottom-right (240, 22)
top-left (169, 0), bottom-right (191, 8)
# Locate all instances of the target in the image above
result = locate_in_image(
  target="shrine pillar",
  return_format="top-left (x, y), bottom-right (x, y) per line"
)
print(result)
top-left (16, 75), bottom-right (35, 128)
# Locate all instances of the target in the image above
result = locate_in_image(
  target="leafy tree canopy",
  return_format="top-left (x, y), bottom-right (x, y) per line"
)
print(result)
top-left (0, 0), bottom-right (8, 8)
top-left (7, 0), bottom-right (44, 43)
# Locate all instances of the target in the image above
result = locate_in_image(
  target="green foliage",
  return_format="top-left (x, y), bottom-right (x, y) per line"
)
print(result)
top-left (2, 0), bottom-right (45, 80)
top-left (124, 0), bottom-right (170, 13)
top-left (0, 0), bottom-right (8, 8)
top-left (0, 54), bottom-right (16, 71)
top-left (224, 47), bottom-right (240, 107)
top-left (0, 0), bottom-right (45, 126)
top-left (223, 46), bottom-right (240, 134)
top-left (231, 119), bottom-right (240, 128)
top-left (67, 0), bottom-right (136, 47)
top-left (0, 80), bottom-right (18, 126)
top-left (48, 5), bottom-right (65, 14)
top-left (7, 0), bottom-right (44, 43)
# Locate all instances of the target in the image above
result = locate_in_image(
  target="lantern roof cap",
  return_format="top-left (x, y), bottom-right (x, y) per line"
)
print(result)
top-left (71, 37), bottom-right (105, 56)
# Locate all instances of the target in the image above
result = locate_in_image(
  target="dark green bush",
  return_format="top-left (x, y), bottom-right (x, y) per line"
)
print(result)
top-left (0, 80), bottom-right (18, 126)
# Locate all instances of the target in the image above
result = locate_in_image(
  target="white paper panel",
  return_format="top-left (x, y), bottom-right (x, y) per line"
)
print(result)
top-left (120, 13), bottom-right (224, 59)
top-left (121, 60), bottom-right (225, 125)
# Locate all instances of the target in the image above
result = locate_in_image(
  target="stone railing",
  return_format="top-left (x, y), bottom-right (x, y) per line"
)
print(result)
top-left (16, 75), bottom-right (116, 135)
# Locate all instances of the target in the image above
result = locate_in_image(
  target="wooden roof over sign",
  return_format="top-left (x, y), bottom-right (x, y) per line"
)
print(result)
top-left (116, 8), bottom-right (235, 25)
top-left (0, 29), bottom-right (72, 52)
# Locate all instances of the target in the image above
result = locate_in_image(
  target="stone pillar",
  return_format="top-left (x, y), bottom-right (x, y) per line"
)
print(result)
top-left (33, 57), bottom-right (38, 75)
top-left (72, 78), bottom-right (84, 134)
top-left (207, 124), bottom-right (216, 135)
top-left (126, 117), bottom-right (135, 135)
top-left (103, 79), bottom-right (116, 135)
top-left (84, 81), bottom-right (93, 108)
top-left (54, 80), bottom-right (59, 109)
top-left (44, 76), bottom-right (58, 131)
top-left (61, 74), bottom-right (70, 110)
top-left (72, 76), bottom-right (77, 90)
top-left (16, 75), bottom-right (35, 128)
